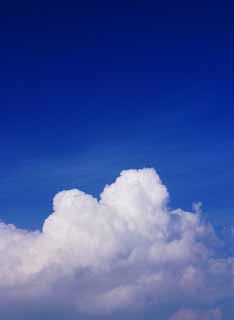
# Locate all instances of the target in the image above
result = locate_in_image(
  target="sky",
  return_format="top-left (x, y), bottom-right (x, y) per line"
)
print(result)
top-left (0, 0), bottom-right (234, 319)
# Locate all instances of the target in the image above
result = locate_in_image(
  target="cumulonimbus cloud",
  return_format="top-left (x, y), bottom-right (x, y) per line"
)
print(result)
top-left (0, 168), bottom-right (233, 319)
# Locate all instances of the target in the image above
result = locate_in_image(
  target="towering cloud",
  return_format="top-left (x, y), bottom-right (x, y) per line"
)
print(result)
top-left (0, 169), bottom-right (233, 319)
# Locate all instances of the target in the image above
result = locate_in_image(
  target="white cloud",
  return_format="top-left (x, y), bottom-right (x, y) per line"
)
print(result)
top-left (0, 168), bottom-right (233, 318)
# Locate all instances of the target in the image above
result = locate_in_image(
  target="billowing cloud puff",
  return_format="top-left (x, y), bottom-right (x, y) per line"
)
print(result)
top-left (0, 169), bottom-right (233, 319)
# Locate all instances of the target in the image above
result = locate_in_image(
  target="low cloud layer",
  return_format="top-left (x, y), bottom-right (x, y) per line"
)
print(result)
top-left (0, 169), bottom-right (233, 319)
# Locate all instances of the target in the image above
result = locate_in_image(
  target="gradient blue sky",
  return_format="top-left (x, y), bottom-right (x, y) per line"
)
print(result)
top-left (0, 0), bottom-right (234, 234)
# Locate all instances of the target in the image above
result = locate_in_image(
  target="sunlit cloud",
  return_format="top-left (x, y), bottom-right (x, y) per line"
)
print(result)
top-left (0, 168), bottom-right (233, 318)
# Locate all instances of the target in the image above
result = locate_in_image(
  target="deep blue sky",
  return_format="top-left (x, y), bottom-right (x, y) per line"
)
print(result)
top-left (0, 0), bottom-right (234, 231)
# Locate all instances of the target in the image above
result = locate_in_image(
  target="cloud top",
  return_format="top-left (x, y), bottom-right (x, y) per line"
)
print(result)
top-left (0, 168), bottom-right (233, 318)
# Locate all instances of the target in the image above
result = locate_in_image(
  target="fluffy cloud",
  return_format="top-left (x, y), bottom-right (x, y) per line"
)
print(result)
top-left (0, 168), bottom-right (233, 319)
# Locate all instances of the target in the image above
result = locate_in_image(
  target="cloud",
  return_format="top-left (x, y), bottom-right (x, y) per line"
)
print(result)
top-left (169, 308), bottom-right (222, 320)
top-left (0, 168), bottom-right (233, 319)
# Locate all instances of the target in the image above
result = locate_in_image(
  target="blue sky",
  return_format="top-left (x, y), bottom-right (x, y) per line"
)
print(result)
top-left (0, 1), bottom-right (234, 319)
top-left (1, 0), bottom-right (234, 230)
